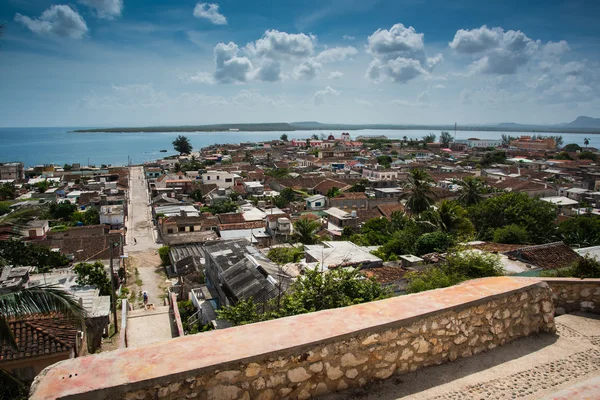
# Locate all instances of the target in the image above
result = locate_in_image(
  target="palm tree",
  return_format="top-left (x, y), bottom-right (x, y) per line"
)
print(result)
top-left (584, 138), bottom-right (590, 149)
top-left (424, 200), bottom-right (474, 236)
top-left (293, 218), bottom-right (321, 245)
top-left (402, 169), bottom-right (435, 215)
top-left (0, 285), bottom-right (85, 350)
top-left (326, 187), bottom-right (342, 198)
top-left (458, 176), bottom-right (484, 207)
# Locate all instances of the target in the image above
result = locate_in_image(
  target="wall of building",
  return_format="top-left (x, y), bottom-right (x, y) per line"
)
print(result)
top-left (30, 277), bottom-right (561, 400)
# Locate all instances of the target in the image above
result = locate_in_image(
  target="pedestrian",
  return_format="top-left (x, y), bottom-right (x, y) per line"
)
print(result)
top-left (134, 238), bottom-right (137, 245)
top-left (143, 291), bottom-right (148, 306)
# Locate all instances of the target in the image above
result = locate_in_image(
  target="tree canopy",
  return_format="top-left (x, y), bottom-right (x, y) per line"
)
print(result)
top-left (73, 262), bottom-right (111, 296)
top-left (172, 135), bottom-right (193, 154)
top-left (402, 169), bottom-right (435, 215)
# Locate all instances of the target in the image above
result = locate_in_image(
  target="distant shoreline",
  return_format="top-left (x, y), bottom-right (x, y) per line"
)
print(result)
top-left (72, 122), bottom-right (600, 135)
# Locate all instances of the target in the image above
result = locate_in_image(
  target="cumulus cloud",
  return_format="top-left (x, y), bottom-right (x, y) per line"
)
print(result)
top-left (343, 35), bottom-right (355, 41)
top-left (316, 46), bottom-right (357, 63)
top-left (78, 0), bottom-right (123, 19)
top-left (246, 30), bottom-right (316, 60)
top-left (15, 5), bottom-right (88, 39)
top-left (180, 70), bottom-right (216, 84)
top-left (328, 71), bottom-right (344, 80)
top-left (365, 23), bottom-right (442, 83)
top-left (254, 60), bottom-right (283, 82)
top-left (193, 3), bottom-right (227, 25)
top-left (450, 26), bottom-right (539, 75)
top-left (293, 58), bottom-right (322, 80)
top-left (313, 86), bottom-right (340, 105)
top-left (214, 42), bottom-right (253, 83)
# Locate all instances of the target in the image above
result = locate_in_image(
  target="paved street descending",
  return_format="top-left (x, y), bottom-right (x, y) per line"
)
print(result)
top-left (125, 166), bottom-right (165, 307)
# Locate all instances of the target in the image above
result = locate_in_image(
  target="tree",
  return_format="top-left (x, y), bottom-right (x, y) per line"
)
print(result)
top-left (422, 133), bottom-right (436, 144)
top-left (579, 151), bottom-right (598, 161)
top-left (376, 155), bottom-right (392, 168)
top-left (71, 207), bottom-right (100, 226)
top-left (217, 267), bottom-right (390, 326)
top-left (0, 239), bottom-right (68, 269)
top-left (558, 215), bottom-right (600, 247)
top-left (158, 246), bottom-right (171, 266)
top-left (440, 131), bottom-right (453, 147)
top-left (552, 135), bottom-right (564, 148)
top-left (402, 169), bottom-right (435, 215)
top-left (293, 217), bottom-right (321, 245)
top-left (36, 180), bottom-right (50, 193)
top-left (564, 143), bottom-right (581, 152)
top-left (0, 201), bottom-right (10, 216)
top-left (501, 134), bottom-right (517, 146)
top-left (584, 138), bottom-right (590, 148)
top-left (467, 192), bottom-right (556, 243)
top-left (73, 262), bottom-right (111, 296)
top-left (172, 135), bottom-right (192, 154)
top-left (415, 231), bottom-right (455, 255)
top-left (457, 176), bottom-right (484, 207)
top-left (543, 256), bottom-right (600, 279)
top-left (265, 168), bottom-right (290, 178)
top-left (280, 134), bottom-right (288, 142)
top-left (480, 151), bottom-right (506, 167)
top-left (326, 186), bottom-right (342, 198)
top-left (49, 202), bottom-right (77, 221)
top-left (0, 183), bottom-right (16, 200)
top-left (201, 201), bottom-right (237, 214)
top-left (347, 179), bottom-right (367, 193)
top-left (0, 285), bottom-right (85, 350)
top-left (311, 134), bottom-right (319, 140)
top-left (267, 247), bottom-right (303, 264)
top-left (493, 224), bottom-right (529, 244)
top-left (424, 200), bottom-right (474, 237)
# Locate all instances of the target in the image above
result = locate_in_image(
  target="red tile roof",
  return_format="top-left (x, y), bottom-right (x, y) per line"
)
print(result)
top-left (1, 316), bottom-right (78, 362)
top-left (376, 203), bottom-right (405, 219)
top-left (503, 242), bottom-right (581, 270)
top-left (362, 266), bottom-right (408, 284)
top-left (217, 213), bottom-right (245, 224)
top-left (218, 221), bottom-right (265, 231)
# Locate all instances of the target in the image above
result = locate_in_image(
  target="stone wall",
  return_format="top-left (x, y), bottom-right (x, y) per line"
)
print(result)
top-left (29, 277), bottom-right (556, 400)
top-left (541, 278), bottom-right (600, 314)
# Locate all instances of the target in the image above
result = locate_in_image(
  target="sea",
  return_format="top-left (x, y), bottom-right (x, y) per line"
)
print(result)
top-left (0, 127), bottom-right (598, 168)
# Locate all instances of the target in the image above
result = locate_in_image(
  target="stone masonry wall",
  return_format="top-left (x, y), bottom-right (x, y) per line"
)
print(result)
top-left (28, 278), bottom-right (558, 400)
top-left (124, 285), bottom-right (555, 400)
top-left (542, 278), bottom-right (600, 314)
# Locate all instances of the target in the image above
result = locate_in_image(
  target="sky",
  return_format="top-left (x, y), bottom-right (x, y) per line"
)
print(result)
top-left (1, 0), bottom-right (599, 127)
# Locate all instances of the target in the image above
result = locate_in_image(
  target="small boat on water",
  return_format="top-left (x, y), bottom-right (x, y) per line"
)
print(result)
top-left (159, 149), bottom-right (167, 152)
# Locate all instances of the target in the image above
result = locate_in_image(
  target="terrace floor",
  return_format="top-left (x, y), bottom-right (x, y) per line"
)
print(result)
top-left (324, 312), bottom-right (600, 400)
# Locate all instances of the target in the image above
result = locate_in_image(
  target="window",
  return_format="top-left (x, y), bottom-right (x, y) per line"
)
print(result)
top-left (189, 226), bottom-right (195, 232)
top-left (167, 229), bottom-right (174, 234)
top-left (216, 176), bottom-right (220, 180)
top-left (178, 227), bottom-right (185, 232)
top-left (206, 176), bottom-right (210, 181)
top-left (225, 178), bottom-right (232, 183)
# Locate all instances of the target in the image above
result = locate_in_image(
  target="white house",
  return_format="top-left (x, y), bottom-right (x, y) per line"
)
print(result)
top-left (100, 205), bottom-right (125, 229)
top-left (306, 194), bottom-right (326, 210)
top-left (455, 138), bottom-right (502, 148)
top-left (201, 171), bottom-right (239, 189)
top-left (21, 220), bottom-right (49, 239)
top-left (362, 168), bottom-right (399, 181)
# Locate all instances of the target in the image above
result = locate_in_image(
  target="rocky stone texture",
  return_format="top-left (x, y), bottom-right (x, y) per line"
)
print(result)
top-left (543, 279), bottom-right (600, 314)
top-left (117, 285), bottom-right (555, 400)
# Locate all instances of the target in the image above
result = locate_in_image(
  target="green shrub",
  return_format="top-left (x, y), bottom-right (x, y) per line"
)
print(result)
top-left (542, 256), bottom-right (600, 279)
top-left (267, 247), bottom-right (303, 264)
top-left (414, 231), bottom-right (455, 256)
top-left (158, 246), bottom-right (170, 266)
top-left (493, 224), bottom-right (529, 244)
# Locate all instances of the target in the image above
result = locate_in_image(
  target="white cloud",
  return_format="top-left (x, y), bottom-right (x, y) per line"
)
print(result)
top-left (343, 35), bottom-right (355, 41)
top-left (354, 98), bottom-right (373, 107)
top-left (193, 3), bottom-right (227, 25)
top-left (392, 90), bottom-right (429, 107)
top-left (365, 23), bottom-right (442, 83)
top-left (316, 46), bottom-right (358, 63)
top-left (247, 30), bottom-right (316, 60)
top-left (293, 58), bottom-right (322, 80)
top-left (214, 42), bottom-right (252, 83)
top-left (328, 71), bottom-right (344, 80)
top-left (254, 60), bottom-right (283, 82)
top-left (15, 5), bottom-right (88, 39)
top-left (434, 84), bottom-right (445, 89)
top-left (450, 26), bottom-right (539, 75)
top-left (180, 70), bottom-right (216, 84)
top-left (78, 0), bottom-right (123, 20)
top-left (542, 40), bottom-right (570, 57)
top-left (313, 86), bottom-right (340, 105)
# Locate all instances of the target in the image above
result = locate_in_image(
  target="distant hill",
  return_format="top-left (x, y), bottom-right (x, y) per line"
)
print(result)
top-left (565, 116), bottom-right (600, 129)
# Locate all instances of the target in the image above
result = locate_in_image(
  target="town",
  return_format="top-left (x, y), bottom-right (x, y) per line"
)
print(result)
top-left (2, 131), bottom-right (600, 399)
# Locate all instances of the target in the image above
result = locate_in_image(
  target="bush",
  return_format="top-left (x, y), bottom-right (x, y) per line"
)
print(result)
top-left (267, 247), bottom-right (303, 264)
top-left (405, 268), bottom-right (465, 294)
top-left (542, 256), bottom-right (600, 279)
top-left (414, 232), bottom-right (455, 256)
top-left (158, 246), bottom-right (170, 266)
top-left (493, 224), bottom-right (529, 244)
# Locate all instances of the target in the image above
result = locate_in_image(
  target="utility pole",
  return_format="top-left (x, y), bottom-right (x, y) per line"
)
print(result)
top-left (109, 242), bottom-right (119, 333)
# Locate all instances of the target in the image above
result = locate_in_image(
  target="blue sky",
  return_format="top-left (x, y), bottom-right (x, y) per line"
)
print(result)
top-left (1, 0), bottom-right (599, 127)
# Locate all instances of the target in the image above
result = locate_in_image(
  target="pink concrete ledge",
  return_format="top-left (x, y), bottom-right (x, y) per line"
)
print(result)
top-left (538, 278), bottom-right (600, 284)
top-left (30, 277), bottom-right (545, 400)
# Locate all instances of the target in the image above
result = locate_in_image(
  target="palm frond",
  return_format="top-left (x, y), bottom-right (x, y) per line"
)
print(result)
top-left (0, 285), bottom-right (86, 350)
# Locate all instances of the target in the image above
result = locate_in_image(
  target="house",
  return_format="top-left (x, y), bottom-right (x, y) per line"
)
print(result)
top-left (208, 188), bottom-right (234, 205)
top-left (100, 205), bottom-right (125, 229)
top-left (362, 168), bottom-right (399, 181)
top-left (304, 241), bottom-right (383, 269)
top-left (0, 316), bottom-right (85, 383)
top-left (0, 266), bottom-right (33, 294)
top-left (201, 171), bottom-right (239, 188)
top-left (329, 192), bottom-right (368, 210)
top-left (510, 136), bottom-right (556, 150)
top-left (144, 167), bottom-right (162, 180)
top-left (374, 187), bottom-right (403, 199)
top-left (159, 215), bottom-right (219, 245)
top-left (202, 239), bottom-right (281, 309)
top-left (306, 194), bottom-right (326, 210)
top-left (455, 138), bottom-right (502, 148)
top-left (265, 214), bottom-right (292, 243)
top-left (0, 162), bottom-right (25, 180)
top-left (324, 207), bottom-right (359, 235)
top-left (38, 231), bottom-right (123, 263)
top-left (243, 181), bottom-right (265, 196)
top-left (21, 219), bottom-right (49, 239)
top-left (503, 242), bottom-right (581, 271)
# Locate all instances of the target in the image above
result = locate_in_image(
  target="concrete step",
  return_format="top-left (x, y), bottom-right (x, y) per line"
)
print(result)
top-left (128, 305), bottom-right (170, 318)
